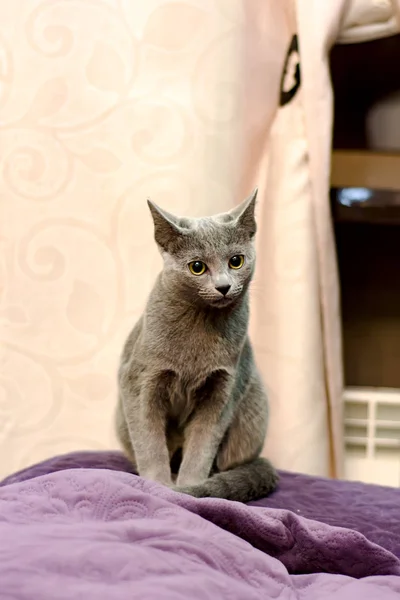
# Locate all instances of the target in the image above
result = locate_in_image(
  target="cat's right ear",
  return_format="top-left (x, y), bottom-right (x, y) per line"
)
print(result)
top-left (147, 199), bottom-right (184, 252)
top-left (228, 188), bottom-right (258, 238)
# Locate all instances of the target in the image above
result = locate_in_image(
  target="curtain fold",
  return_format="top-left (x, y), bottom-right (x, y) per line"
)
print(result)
top-left (294, 0), bottom-right (349, 476)
top-left (248, 1), bottom-right (345, 477)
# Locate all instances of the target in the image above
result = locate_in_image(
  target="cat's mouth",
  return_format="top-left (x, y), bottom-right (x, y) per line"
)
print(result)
top-left (209, 296), bottom-right (235, 308)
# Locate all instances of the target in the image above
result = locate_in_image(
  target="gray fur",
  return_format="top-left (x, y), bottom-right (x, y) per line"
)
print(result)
top-left (116, 189), bottom-right (278, 502)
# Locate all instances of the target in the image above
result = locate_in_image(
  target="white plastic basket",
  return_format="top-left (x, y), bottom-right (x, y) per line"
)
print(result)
top-left (344, 387), bottom-right (400, 487)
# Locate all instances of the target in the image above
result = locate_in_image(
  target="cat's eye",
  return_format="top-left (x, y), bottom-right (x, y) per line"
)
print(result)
top-left (188, 261), bottom-right (207, 276)
top-left (228, 255), bottom-right (244, 269)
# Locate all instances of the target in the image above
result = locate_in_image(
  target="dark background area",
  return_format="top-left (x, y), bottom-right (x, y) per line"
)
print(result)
top-left (330, 35), bottom-right (400, 388)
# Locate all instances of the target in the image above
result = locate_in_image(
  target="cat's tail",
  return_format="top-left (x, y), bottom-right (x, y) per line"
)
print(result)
top-left (175, 457), bottom-right (278, 503)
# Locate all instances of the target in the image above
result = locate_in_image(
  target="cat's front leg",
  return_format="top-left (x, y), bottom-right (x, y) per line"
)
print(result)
top-left (176, 372), bottom-right (233, 487)
top-left (121, 370), bottom-right (172, 486)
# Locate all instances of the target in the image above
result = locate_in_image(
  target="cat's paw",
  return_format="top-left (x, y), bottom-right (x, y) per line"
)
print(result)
top-left (173, 483), bottom-right (206, 498)
top-left (140, 471), bottom-right (173, 488)
top-left (176, 474), bottom-right (206, 488)
top-left (163, 481), bottom-right (179, 491)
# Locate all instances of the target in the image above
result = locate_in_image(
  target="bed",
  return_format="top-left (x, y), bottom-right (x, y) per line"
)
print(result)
top-left (1, 451), bottom-right (400, 599)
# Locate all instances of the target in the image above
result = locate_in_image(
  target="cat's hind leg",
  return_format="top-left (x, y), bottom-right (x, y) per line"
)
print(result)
top-left (173, 379), bottom-right (278, 502)
top-left (216, 378), bottom-right (268, 472)
top-left (115, 396), bottom-right (137, 467)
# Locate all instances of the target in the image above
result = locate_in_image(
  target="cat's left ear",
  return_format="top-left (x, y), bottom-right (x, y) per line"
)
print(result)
top-left (229, 188), bottom-right (258, 238)
top-left (147, 199), bottom-right (186, 253)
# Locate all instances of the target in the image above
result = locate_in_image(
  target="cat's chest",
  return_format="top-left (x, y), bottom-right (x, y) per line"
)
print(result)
top-left (167, 375), bottom-right (198, 424)
top-left (142, 300), bottom-right (248, 380)
top-left (158, 323), bottom-right (239, 375)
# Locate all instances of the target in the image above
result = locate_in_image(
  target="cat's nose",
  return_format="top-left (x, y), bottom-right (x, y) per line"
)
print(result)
top-left (215, 284), bottom-right (231, 296)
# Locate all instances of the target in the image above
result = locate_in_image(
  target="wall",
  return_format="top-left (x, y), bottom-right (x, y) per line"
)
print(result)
top-left (0, 0), bottom-right (250, 478)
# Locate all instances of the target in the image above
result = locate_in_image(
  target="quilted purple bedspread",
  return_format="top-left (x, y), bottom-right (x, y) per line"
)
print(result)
top-left (1, 452), bottom-right (400, 598)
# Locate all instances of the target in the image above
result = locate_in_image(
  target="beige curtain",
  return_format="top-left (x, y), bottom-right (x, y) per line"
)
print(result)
top-left (0, 0), bottom-right (344, 479)
top-left (252, 1), bottom-right (347, 478)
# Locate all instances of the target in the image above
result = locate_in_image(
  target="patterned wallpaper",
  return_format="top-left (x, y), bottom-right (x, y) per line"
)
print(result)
top-left (0, 0), bottom-right (259, 477)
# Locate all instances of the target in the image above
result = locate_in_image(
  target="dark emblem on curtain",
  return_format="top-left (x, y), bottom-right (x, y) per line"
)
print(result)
top-left (279, 34), bottom-right (301, 106)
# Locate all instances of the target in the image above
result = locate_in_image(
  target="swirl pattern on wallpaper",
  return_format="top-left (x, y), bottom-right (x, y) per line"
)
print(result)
top-left (0, 0), bottom-right (250, 478)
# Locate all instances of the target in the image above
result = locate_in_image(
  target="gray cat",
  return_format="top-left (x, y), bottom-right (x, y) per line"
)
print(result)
top-left (116, 189), bottom-right (278, 502)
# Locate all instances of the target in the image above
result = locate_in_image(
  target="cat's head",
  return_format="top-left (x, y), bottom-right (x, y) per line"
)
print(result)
top-left (148, 190), bottom-right (258, 308)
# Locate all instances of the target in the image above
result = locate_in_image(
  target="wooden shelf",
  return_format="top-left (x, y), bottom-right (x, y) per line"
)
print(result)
top-left (332, 151), bottom-right (400, 190)
top-left (331, 151), bottom-right (400, 224)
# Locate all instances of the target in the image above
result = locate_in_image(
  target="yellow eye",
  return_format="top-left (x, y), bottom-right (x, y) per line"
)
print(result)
top-left (188, 261), bottom-right (207, 276)
top-left (228, 255), bottom-right (244, 269)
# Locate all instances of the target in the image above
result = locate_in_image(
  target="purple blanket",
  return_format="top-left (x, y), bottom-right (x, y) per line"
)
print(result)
top-left (1, 452), bottom-right (400, 598)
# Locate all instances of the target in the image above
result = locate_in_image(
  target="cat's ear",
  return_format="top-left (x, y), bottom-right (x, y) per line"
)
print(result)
top-left (229, 188), bottom-right (258, 238)
top-left (147, 199), bottom-right (185, 252)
